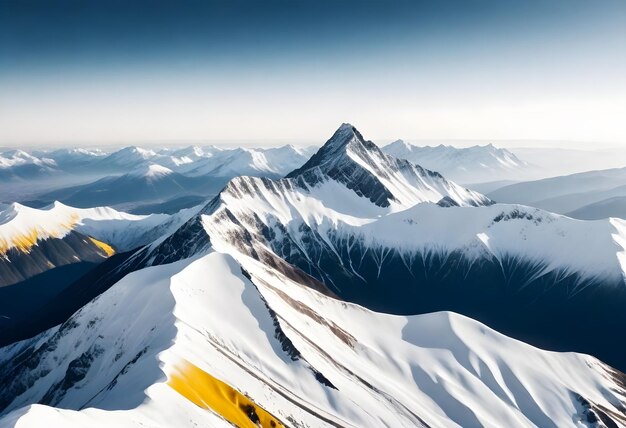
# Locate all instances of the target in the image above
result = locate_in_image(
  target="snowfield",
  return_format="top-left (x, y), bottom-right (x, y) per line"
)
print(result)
top-left (2, 249), bottom-right (625, 427)
top-left (0, 201), bottom-right (197, 253)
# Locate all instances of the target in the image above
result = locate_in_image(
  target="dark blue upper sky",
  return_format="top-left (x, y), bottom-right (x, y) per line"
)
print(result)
top-left (1, 0), bottom-right (625, 145)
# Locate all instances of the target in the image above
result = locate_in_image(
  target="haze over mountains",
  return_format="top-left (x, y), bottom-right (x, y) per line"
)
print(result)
top-left (1, 124), bottom-right (626, 427)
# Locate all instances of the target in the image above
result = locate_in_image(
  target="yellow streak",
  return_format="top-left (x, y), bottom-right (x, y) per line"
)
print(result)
top-left (168, 360), bottom-right (284, 428)
top-left (88, 237), bottom-right (116, 257)
top-left (0, 213), bottom-right (81, 255)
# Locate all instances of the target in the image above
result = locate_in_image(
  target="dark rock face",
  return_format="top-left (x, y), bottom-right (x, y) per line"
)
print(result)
top-left (41, 344), bottom-right (105, 406)
top-left (0, 316), bottom-right (80, 412)
top-left (287, 123), bottom-right (492, 208)
top-left (437, 196), bottom-right (460, 207)
top-left (0, 231), bottom-right (111, 287)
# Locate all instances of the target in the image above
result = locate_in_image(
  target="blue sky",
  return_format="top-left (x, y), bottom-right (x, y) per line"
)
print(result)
top-left (1, 0), bottom-right (625, 146)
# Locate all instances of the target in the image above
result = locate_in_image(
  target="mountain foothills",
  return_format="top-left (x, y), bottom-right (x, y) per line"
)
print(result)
top-left (1, 124), bottom-right (626, 427)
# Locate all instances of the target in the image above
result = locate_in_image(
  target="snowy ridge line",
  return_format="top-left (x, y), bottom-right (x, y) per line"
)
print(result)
top-left (0, 200), bottom-right (200, 255)
top-left (1, 247), bottom-right (626, 425)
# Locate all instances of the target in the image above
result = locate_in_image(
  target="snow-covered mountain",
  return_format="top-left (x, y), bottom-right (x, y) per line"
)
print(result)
top-left (135, 124), bottom-right (626, 371)
top-left (182, 144), bottom-right (316, 178)
top-left (36, 148), bottom-right (106, 169)
top-left (0, 200), bottom-right (192, 287)
top-left (0, 201), bottom-right (198, 347)
top-left (382, 140), bottom-right (531, 183)
top-left (81, 144), bottom-right (315, 178)
top-left (92, 146), bottom-right (157, 172)
top-left (285, 124), bottom-right (491, 208)
top-left (2, 249), bottom-right (625, 427)
top-left (2, 124), bottom-right (626, 427)
top-left (2, 145), bottom-right (315, 212)
top-left (0, 150), bottom-right (58, 181)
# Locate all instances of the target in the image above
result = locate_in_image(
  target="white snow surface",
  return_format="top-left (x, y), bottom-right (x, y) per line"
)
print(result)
top-left (200, 168), bottom-right (626, 286)
top-left (1, 249), bottom-right (624, 427)
top-left (0, 201), bottom-right (195, 252)
top-left (0, 150), bottom-right (56, 170)
top-left (128, 163), bottom-right (175, 179)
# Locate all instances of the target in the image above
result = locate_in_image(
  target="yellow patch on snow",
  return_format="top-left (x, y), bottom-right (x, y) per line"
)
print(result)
top-left (168, 360), bottom-right (284, 428)
top-left (0, 213), bottom-right (80, 255)
top-left (88, 237), bottom-right (115, 257)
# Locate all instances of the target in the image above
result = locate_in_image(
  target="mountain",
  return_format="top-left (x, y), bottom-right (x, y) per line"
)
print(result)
top-left (0, 199), bottom-right (186, 287)
top-left (0, 201), bottom-right (197, 346)
top-left (1, 249), bottom-right (625, 427)
top-left (487, 166), bottom-right (626, 214)
top-left (382, 140), bottom-right (531, 183)
top-left (285, 124), bottom-right (491, 208)
top-left (36, 148), bottom-right (106, 170)
top-left (0, 202), bottom-right (116, 287)
top-left (183, 144), bottom-right (315, 178)
top-left (92, 146), bottom-right (157, 172)
top-left (5, 145), bottom-right (315, 211)
top-left (566, 196), bottom-right (626, 220)
top-left (153, 145), bottom-right (219, 169)
top-left (0, 150), bottom-right (58, 181)
top-left (135, 124), bottom-right (626, 370)
top-left (35, 164), bottom-right (229, 210)
top-left (2, 124), bottom-right (626, 427)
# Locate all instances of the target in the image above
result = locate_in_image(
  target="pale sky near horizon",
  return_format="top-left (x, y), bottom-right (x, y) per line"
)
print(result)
top-left (1, 1), bottom-right (626, 148)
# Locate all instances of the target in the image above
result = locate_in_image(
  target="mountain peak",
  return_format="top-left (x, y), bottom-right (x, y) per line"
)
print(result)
top-left (286, 123), bottom-right (367, 177)
top-left (386, 139), bottom-right (412, 151)
top-left (318, 123), bottom-right (363, 153)
top-left (285, 124), bottom-right (490, 208)
top-left (129, 163), bottom-right (174, 178)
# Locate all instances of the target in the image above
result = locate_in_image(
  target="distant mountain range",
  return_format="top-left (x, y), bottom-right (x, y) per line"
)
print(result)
top-left (1, 145), bottom-right (318, 212)
top-left (2, 124), bottom-right (626, 427)
top-left (382, 140), bottom-right (532, 183)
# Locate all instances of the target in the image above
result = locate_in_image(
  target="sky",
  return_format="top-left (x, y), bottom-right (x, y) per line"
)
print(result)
top-left (1, 0), bottom-right (626, 147)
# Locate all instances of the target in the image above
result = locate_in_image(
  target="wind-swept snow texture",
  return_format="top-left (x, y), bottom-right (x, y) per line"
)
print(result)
top-left (1, 250), bottom-right (625, 427)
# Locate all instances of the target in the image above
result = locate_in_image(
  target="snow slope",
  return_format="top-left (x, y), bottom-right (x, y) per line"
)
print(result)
top-left (2, 249), bottom-right (625, 427)
top-left (0, 201), bottom-right (192, 253)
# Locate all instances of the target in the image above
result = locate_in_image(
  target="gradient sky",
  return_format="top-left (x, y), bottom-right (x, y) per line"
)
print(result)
top-left (1, 0), bottom-right (626, 147)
